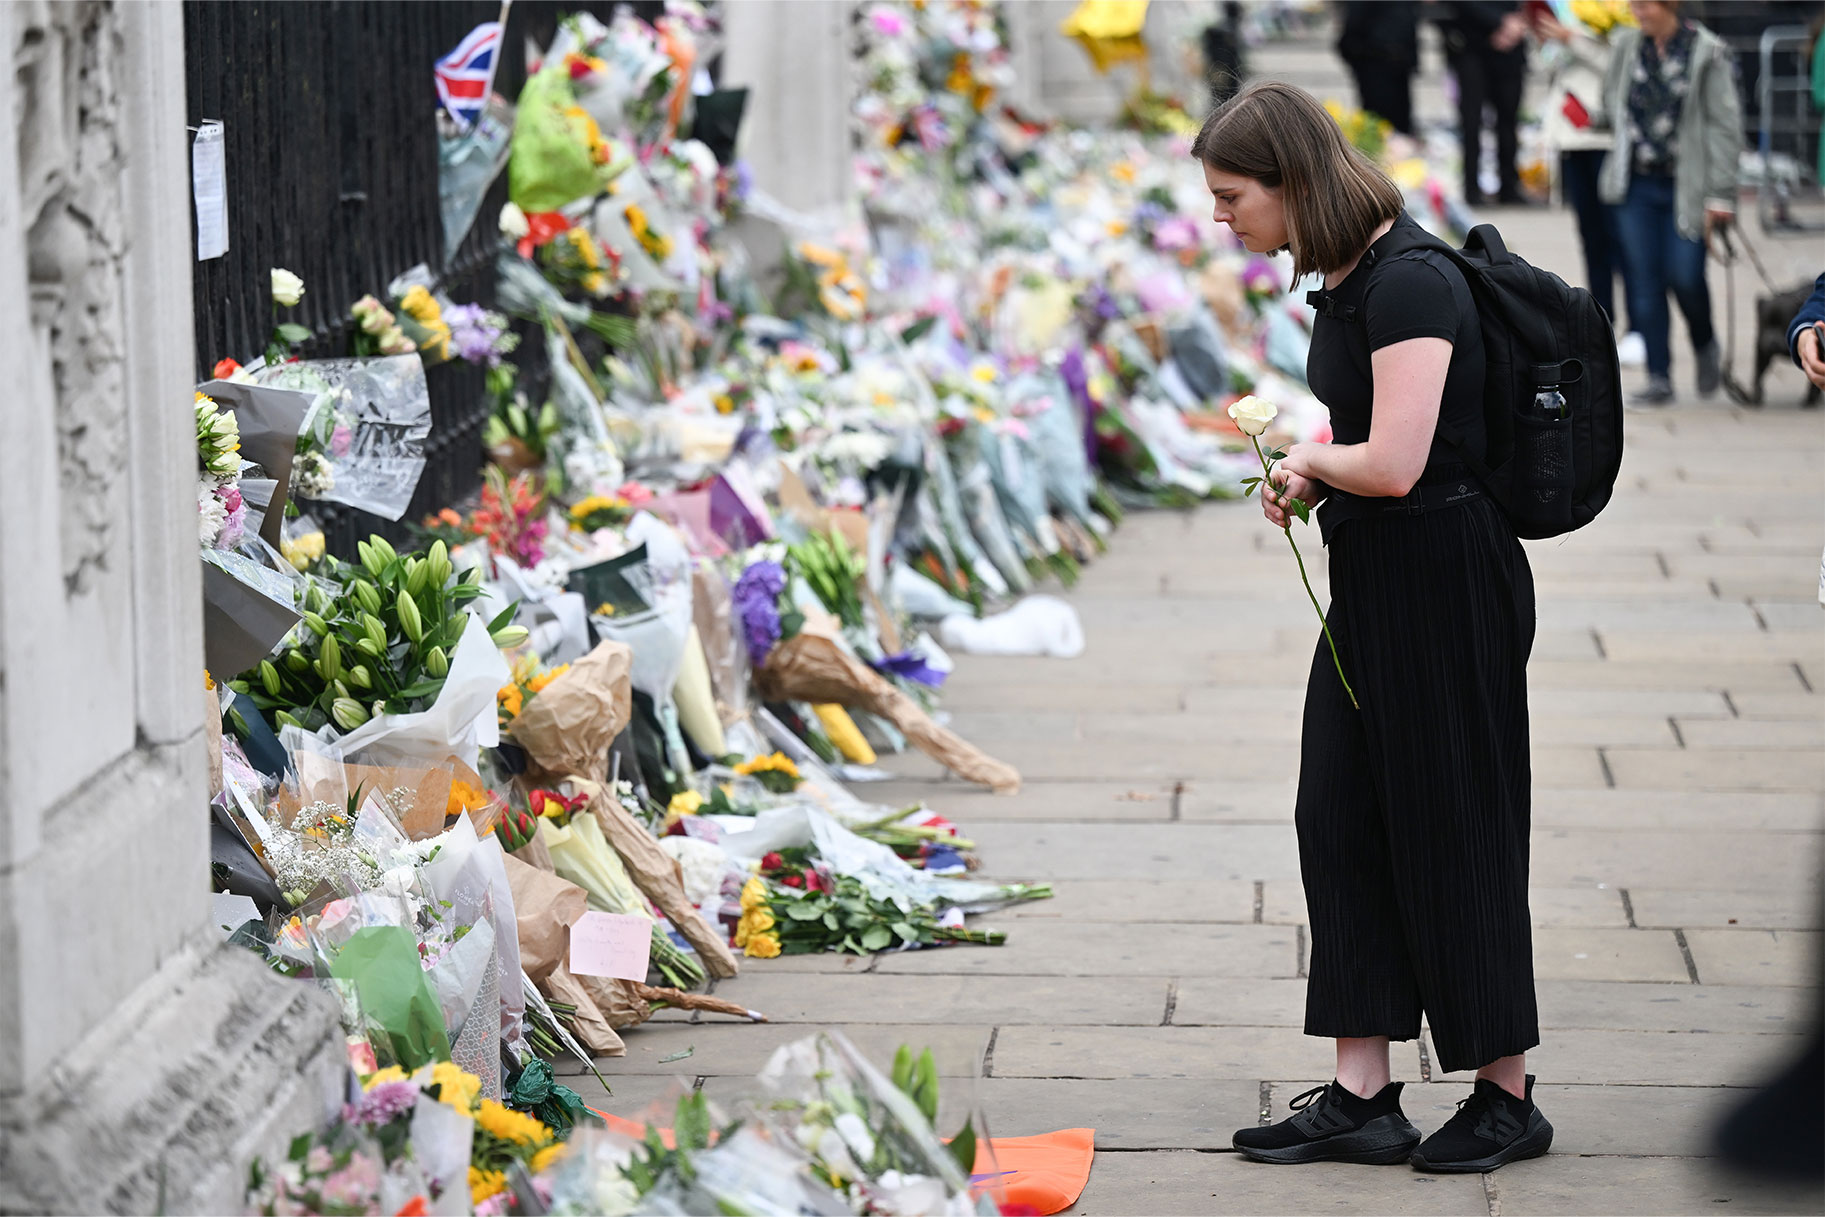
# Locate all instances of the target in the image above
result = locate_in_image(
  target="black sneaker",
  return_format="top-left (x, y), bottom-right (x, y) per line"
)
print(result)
top-left (1409, 1075), bottom-right (1554, 1173)
top-left (1233, 1081), bottom-right (1421, 1165)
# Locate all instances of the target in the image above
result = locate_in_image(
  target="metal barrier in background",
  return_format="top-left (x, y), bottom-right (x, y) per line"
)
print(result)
top-left (1756, 25), bottom-right (1824, 233)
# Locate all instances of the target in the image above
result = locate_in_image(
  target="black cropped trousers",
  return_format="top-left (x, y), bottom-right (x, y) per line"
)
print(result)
top-left (1296, 497), bottom-right (1539, 1075)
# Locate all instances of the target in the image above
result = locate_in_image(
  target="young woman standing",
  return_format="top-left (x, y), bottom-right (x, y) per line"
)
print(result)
top-left (1193, 82), bottom-right (1551, 1173)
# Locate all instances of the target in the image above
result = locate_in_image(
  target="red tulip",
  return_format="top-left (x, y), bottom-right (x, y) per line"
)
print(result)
top-left (212, 357), bottom-right (241, 381)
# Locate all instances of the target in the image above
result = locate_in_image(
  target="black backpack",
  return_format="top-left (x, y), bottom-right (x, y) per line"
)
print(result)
top-left (1367, 223), bottom-right (1624, 539)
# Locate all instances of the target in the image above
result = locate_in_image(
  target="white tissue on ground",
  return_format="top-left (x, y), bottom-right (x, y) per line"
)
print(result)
top-left (937, 594), bottom-right (1085, 658)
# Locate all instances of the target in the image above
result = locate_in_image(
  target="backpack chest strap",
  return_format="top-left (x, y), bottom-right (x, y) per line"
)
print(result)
top-left (1304, 289), bottom-right (1358, 321)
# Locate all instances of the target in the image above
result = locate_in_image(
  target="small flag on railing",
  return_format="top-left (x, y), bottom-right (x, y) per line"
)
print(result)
top-left (435, 21), bottom-right (502, 131)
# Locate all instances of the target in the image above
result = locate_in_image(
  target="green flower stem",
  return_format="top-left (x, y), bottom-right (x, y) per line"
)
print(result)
top-left (1252, 435), bottom-right (1359, 711)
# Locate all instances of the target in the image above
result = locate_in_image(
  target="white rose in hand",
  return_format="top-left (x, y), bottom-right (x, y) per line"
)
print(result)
top-left (270, 267), bottom-right (306, 307)
top-left (1227, 394), bottom-right (1278, 437)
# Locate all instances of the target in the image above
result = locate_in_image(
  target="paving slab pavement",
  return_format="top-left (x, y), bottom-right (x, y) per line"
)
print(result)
top-left (580, 74), bottom-right (1823, 1217)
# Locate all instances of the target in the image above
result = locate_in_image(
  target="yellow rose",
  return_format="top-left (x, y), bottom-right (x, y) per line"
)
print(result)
top-left (1227, 394), bottom-right (1278, 437)
top-left (745, 931), bottom-right (781, 959)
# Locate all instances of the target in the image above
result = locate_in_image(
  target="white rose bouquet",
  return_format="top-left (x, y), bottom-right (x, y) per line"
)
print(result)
top-left (1230, 395), bottom-right (1358, 709)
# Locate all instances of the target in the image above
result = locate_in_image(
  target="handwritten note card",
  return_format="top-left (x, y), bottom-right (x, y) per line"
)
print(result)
top-left (568, 911), bottom-right (652, 982)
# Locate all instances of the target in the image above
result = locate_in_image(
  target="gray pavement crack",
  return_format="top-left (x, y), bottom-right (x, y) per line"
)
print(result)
top-left (1161, 980), bottom-right (1178, 1026)
top-left (1417, 1035), bottom-right (1433, 1083)
top-left (1750, 603), bottom-right (1769, 632)
top-left (1620, 888), bottom-right (1638, 928)
top-left (1597, 748), bottom-right (1616, 789)
top-left (1655, 552), bottom-right (1671, 578)
top-left (983, 1027), bottom-right (999, 1078)
top-left (1252, 881), bottom-right (1265, 924)
top-left (1294, 925), bottom-right (1307, 978)
top-left (1673, 929), bottom-right (1702, 984)
top-left (1793, 662), bottom-right (1813, 693)
top-left (1708, 578), bottom-right (1722, 599)
top-left (1722, 690), bottom-right (1740, 717)
top-left (1258, 1081), bottom-right (1272, 1126)
top-left (1591, 628), bottom-right (1607, 659)
top-left (1170, 781), bottom-right (1184, 821)
top-left (1667, 717), bottom-right (1685, 748)
top-left (1483, 1171), bottom-right (1502, 1217)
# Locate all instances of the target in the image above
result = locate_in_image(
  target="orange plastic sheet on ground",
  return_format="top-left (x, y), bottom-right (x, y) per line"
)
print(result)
top-left (585, 1112), bottom-right (1093, 1216)
top-left (972, 1128), bottom-right (1095, 1216)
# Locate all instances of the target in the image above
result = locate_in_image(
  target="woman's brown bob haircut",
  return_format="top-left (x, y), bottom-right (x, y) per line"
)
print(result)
top-left (1190, 81), bottom-right (1404, 281)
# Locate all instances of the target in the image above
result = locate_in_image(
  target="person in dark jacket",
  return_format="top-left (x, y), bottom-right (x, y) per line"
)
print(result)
top-left (1789, 272), bottom-right (1825, 391)
top-left (1440, 1), bottom-right (1531, 204)
top-left (1337, 2), bottom-right (1420, 135)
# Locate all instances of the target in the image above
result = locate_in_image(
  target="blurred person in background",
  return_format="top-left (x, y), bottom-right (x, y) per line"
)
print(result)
top-left (1594, 0), bottom-right (1741, 405)
top-left (1532, 1), bottom-right (1646, 366)
top-left (1337, 2), bottom-right (1420, 135)
top-left (1439, 1), bottom-right (1532, 205)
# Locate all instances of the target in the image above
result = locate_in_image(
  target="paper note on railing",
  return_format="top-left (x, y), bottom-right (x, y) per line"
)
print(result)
top-left (192, 121), bottom-right (228, 259)
top-left (568, 911), bottom-right (652, 981)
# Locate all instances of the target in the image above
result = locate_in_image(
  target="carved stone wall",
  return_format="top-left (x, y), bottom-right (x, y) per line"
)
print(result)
top-left (0, 3), bottom-right (342, 1211)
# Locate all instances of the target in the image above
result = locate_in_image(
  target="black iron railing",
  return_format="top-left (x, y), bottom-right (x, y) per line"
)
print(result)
top-left (182, 0), bottom-right (627, 556)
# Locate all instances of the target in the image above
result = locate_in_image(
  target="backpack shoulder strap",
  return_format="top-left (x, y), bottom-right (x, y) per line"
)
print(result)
top-left (1363, 225), bottom-right (1513, 503)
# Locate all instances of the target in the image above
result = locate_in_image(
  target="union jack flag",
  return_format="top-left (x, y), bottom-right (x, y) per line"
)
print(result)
top-left (435, 21), bottom-right (502, 131)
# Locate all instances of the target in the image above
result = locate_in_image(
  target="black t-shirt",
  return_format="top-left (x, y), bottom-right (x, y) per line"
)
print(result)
top-left (1306, 213), bottom-right (1486, 539)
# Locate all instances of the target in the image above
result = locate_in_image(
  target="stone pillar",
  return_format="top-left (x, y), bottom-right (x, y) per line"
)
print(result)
top-left (717, 0), bottom-right (856, 228)
top-left (0, 3), bottom-right (341, 1212)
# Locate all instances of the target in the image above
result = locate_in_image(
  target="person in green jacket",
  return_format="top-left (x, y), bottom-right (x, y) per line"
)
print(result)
top-left (1595, 0), bottom-right (1742, 405)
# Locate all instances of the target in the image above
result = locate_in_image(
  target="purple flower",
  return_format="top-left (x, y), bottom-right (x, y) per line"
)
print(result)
top-left (217, 495), bottom-right (248, 551)
top-left (732, 561), bottom-right (786, 665)
top-left (870, 651), bottom-right (947, 688)
top-left (344, 1080), bottom-right (419, 1127)
top-left (732, 161), bottom-right (754, 203)
top-left (446, 302), bottom-right (509, 367)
